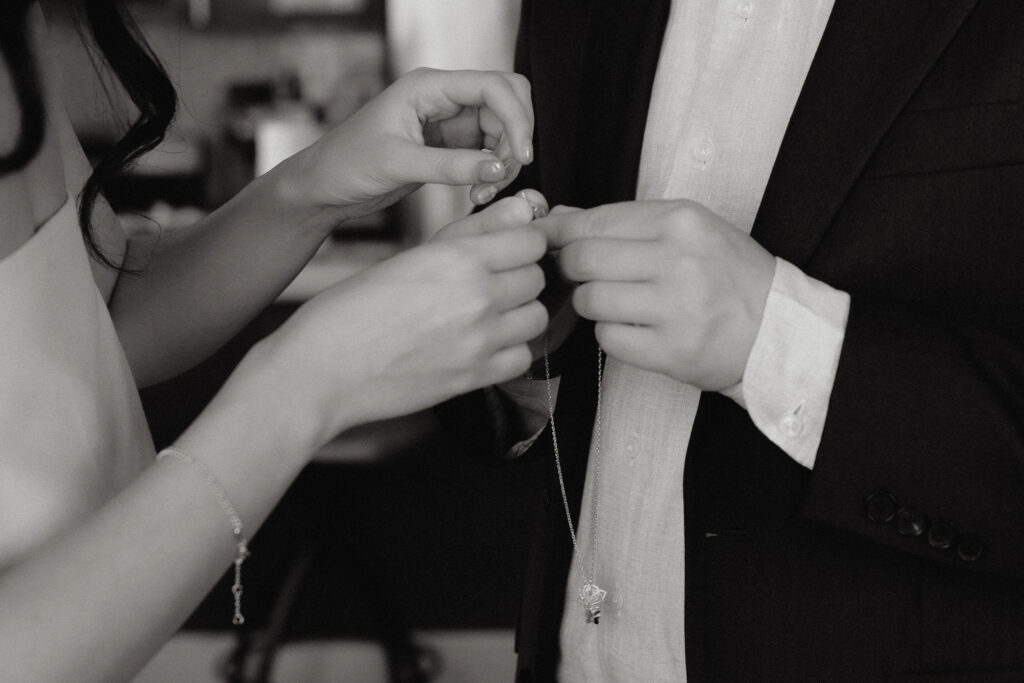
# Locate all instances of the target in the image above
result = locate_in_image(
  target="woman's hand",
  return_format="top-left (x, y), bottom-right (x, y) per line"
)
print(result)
top-left (438, 189), bottom-right (579, 362)
top-left (281, 67), bottom-right (534, 223)
top-left (253, 196), bottom-right (548, 446)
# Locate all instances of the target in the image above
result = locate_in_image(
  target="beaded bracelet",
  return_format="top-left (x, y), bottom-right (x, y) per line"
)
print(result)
top-left (157, 447), bottom-right (250, 625)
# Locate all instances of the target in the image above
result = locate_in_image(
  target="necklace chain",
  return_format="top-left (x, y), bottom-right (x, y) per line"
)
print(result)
top-left (544, 340), bottom-right (606, 624)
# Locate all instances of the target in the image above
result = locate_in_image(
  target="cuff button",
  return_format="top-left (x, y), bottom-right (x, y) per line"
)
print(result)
top-left (896, 507), bottom-right (927, 537)
top-left (926, 519), bottom-right (957, 550)
top-left (865, 491), bottom-right (898, 524)
top-left (780, 414), bottom-right (803, 438)
top-left (956, 535), bottom-right (986, 562)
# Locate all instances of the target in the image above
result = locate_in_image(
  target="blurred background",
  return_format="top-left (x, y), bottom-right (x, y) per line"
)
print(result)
top-left (42, 1), bottom-right (545, 681)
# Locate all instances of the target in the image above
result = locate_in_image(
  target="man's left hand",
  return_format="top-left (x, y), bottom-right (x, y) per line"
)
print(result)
top-left (536, 199), bottom-right (776, 390)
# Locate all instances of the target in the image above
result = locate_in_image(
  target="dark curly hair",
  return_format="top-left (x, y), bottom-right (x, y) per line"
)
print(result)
top-left (0, 0), bottom-right (177, 269)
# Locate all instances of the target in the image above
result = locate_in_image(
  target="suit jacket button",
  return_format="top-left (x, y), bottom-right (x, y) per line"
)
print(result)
top-left (896, 507), bottom-right (927, 536)
top-left (865, 491), bottom-right (898, 523)
top-left (956, 535), bottom-right (986, 562)
top-left (927, 519), bottom-right (957, 550)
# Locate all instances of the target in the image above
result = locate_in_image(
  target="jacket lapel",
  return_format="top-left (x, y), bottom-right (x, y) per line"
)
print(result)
top-left (516, 3), bottom-right (673, 680)
top-left (752, 0), bottom-right (979, 266)
top-left (536, 0), bottom-right (671, 209)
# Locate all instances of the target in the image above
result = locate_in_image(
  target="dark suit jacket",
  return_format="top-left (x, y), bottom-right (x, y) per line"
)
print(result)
top-left (446, 1), bottom-right (1024, 680)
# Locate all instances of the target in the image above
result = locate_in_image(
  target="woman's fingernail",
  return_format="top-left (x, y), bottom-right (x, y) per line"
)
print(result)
top-left (474, 185), bottom-right (498, 204)
top-left (523, 144), bottom-right (534, 163)
top-left (477, 159), bottom-right (507, 182)
top-left (516, 191), bottom-right (547, 218)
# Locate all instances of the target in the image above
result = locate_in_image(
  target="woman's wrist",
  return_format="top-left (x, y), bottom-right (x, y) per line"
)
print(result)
top-left (237, 326), bottom-right (368, 454)
top-left (255, 151), bottom-right (350, 239)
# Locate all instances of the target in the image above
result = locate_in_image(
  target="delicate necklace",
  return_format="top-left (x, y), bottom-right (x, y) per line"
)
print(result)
top-left (543, 339), bottom-right (606, 624)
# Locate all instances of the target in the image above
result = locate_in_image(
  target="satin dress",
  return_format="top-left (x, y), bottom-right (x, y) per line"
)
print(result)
top-left (0, 196), bottom-right (154, 569)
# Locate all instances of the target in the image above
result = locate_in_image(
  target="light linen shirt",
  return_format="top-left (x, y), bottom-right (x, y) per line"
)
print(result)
top-left (556, 2), bottom-right (845, 681)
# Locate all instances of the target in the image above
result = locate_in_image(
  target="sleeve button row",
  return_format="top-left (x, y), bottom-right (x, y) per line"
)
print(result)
top-left (862, 491), bottom-right (985, 562)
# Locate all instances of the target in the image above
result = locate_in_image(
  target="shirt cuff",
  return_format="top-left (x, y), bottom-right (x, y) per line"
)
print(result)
top-left (721, 257), bottom-right (850, 470)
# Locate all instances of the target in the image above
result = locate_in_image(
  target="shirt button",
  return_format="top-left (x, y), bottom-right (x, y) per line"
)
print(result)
top-left (780, 414), bottom-right (803, 438)
top-left (626, 431), bottom-right (641, 464)
top-left (689, 136), bottom-right (714, 168)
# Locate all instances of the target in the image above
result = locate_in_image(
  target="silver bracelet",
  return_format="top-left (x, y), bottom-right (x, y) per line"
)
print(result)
top-left (157, 447), bottom-right (251, 626)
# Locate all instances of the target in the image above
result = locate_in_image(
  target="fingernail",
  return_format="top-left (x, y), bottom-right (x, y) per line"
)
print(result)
top-left (523, 144), bottom-right (534, 164)
top-left (474, 185), bottom-right (498, 204)
top-left (477, 159), bottom-right (507, 183)
top-left (517, 191), bottom-right (548, 219)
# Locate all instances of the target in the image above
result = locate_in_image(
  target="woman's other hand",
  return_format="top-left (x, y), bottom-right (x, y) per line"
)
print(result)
top-left (251, 196), bottom-right (547, 447)
top-left (436, 189), bottom-right (578, 362)
top-left (280, 68), bottom-right (534, 223)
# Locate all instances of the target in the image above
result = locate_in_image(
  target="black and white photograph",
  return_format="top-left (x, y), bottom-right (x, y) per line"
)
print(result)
top-left (2, 1), bottom-right (1023, 681)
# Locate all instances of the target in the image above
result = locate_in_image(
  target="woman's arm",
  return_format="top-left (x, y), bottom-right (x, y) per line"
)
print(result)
top-left (0, 370), bottom-right (314, 682)
top-left (103, 68), bottom-right (535, 386)
top-left (0, 196), bottom-right (547, 682)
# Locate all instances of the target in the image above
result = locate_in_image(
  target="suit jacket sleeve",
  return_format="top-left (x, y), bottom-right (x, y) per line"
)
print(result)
top-left (802, 285), bottom-right (1024, 578)
top-left (787, 97), bottom-right (1024, 580)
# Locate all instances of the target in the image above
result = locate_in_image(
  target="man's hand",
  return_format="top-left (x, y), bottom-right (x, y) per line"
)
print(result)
top-left (536, 199), bottom-right (776, 390)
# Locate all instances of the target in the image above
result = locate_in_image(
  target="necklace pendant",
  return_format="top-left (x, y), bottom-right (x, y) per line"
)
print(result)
top-left (578, 582), bottom-right (607, 624)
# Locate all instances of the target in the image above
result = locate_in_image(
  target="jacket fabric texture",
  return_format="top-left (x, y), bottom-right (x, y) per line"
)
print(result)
top-left (444, 1), bottom-right (1024, 680)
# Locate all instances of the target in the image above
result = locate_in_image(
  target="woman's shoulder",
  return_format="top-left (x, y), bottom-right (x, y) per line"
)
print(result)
top-left (0, 3), bottom-right (70, 261)
top-left (0, 4), bottom-right (128, 293)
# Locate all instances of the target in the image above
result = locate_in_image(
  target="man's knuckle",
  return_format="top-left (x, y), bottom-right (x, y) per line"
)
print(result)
top-left (572, 284), bottom-right (596, 316)
top-left (593, 322), bottom-right (615, 349)
top-left (572, 241), bottom-right (600, 279)
top-left (591, 209), bottom-right (613, 236)
top-left (523, 229), bottom-right (547, 260)
top-left (527, 301), bottom-right (550, 333)
top-left (527, 264), bottom-right (546, 297)
top-left (668, 202), bottom-right (698, 226)
top-left (508, 72), bottom-right (531, 93)
top-left (507, 345), bottom-right (533, 375)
